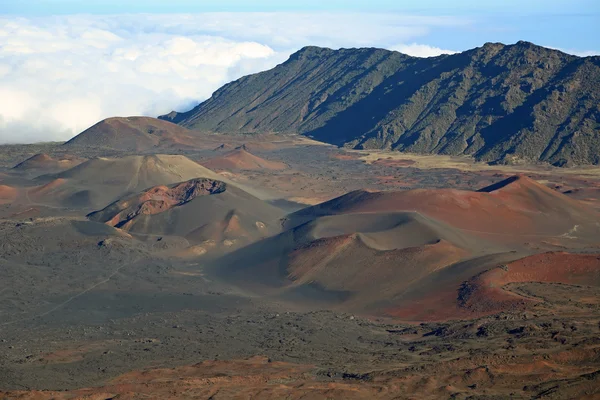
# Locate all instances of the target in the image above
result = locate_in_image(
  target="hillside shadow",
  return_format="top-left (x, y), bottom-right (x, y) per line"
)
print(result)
top-left (305, 52), bottom-right (472, 146)
top-left (474, 58), bottom-right (583, 154)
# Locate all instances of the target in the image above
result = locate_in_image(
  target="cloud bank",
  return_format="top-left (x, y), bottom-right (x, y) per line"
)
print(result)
top-left (390, 43), bottom-right (457, 57)
top-left (0, 12), bottom-right (473, 143)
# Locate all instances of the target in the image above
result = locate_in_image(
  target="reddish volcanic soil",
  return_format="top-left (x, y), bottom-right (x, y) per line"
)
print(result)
top-left (88, 174), bottom-right (283, 250)
top-left (202, 146), bottom-right (287, 171)
top-left (289, 175), bottom-right (600, 239)
top-left (4, 349), bottom-right (600, 399)
top-left (0, 184), bottom-right (17, 204)
top-left (388, 252), bottom-right (600, 321)
top-left (0, 357), bottom-right (321, 400)
top-left (12, 153), bottom-right (85, 171)
top-left (563, 187), bottom-right (600, 210)
top-left (458, 252), bottom-right (600, 315)
top-left (3, 143), bottom-right (600, 399)
top-left (96, 178), bottom-right (226, 229)
top-left (22, 154), bottom-right (234, 210)
top-left (0, 356), bottom-right (405, 400)
top-left (27, 178), bottom-right (68, 199)
top-left (285, 235), bottom-right (469, 311)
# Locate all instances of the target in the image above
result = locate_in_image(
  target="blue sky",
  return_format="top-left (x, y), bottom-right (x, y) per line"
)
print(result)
top-left (1, 0), bottom-right (598, 52)
top-left (0, 0), bottom-right (598, 143)
top-left (0, 0), bottom-right (596, 13)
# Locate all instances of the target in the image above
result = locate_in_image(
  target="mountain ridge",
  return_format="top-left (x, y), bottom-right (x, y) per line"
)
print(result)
top-left (160, 41), bottom-right (600, 166)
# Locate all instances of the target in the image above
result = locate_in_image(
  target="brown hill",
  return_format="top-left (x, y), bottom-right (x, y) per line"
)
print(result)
top-left (388, 252), bottom-right (600, 321)
top-left (29, 154), bottom-right (231, 209)
top-left (458, 252), bottom-right (600, 314)
top-left (202, 146), bottom-right (287, 171)
top-left (211, 175), bottom-right (600, 318)
top-left (12, 153), bottom-right (86, 172)
top-left (88, 177), bottom-right (284, 252)
top-left (212, 211), bottom-right (500, 312)
top-left (161, 41), bottom-right (600, 166)
top-left (64, 116), bottom-right (204, 151)
top-left (0, 184), bottom-right (17, 204)
top-left (285, 175), bottom-right (600, 239)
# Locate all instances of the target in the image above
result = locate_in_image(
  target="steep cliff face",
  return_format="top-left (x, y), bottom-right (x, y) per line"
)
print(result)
top-left (161, 42), bottom-right (600, 166)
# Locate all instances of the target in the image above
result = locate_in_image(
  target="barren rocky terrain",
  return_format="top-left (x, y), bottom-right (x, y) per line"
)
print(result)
top-left (0, 118), bottom-right (599, 399)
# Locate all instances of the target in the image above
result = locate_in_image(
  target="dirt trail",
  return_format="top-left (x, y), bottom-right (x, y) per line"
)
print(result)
top-left (0, 257), bottom-right (142, 328)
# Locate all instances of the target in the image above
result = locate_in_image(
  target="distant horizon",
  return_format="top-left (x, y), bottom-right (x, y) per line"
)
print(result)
top-left (0, 38), bottom-right (593, 147)
top-left (289, 40), bottom-right (595, 56)
top-left (0, 2), bottom-right (598, 143)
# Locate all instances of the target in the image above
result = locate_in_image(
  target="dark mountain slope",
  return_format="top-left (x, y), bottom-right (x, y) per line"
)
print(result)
top-left (161, 42), bottom-right (600, 166)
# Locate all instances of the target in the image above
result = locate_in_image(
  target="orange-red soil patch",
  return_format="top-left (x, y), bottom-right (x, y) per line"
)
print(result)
top-left (0, 184), bottom-right (17, 203)
top-left (388, 252), bottom-right (600, 321)
top-left (101, 179), bottom-right (226, 229)
top-left (303, 175), bottom-right (598, 237)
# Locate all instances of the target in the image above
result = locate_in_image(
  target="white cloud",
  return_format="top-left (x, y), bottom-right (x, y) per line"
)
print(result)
top-left (390, 43), bottom-right (458, 57)
top-left (0, 13), bottom-right (470, 143)
top-left (547, 46), bottom-right (599, 57)
top-left (572, 50), bottom-right (600, 57)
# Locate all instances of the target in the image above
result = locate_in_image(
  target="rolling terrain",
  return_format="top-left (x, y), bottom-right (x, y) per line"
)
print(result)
top-left (0, 153), bottom-right (275, 222)
top-left (1, 80), bottom-right (600, 399)
top-left (213, 175), bottom-right (600, 320)
top-left (88, 177), bottom-right (284, 255)
top-left (1, 144), bottom-right (600, 398)
top-left (26, 154), bottom-right (255, 210)
top-left (161, 41), bottom-right (600, 166)
top-left (12, 153), bottom-right (86, 175)
top-left (284, 175), bottom-right (599, 239)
